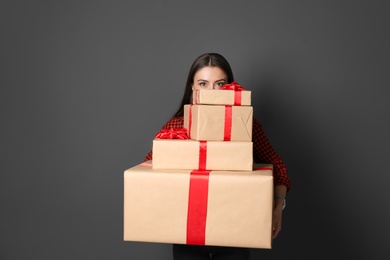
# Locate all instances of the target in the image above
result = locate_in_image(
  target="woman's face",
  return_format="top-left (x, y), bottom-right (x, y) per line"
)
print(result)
top-left (192, 66), bottom-right (228, 90)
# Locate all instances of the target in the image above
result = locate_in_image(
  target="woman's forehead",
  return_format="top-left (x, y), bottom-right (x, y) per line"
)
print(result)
top-left (194, 66), bottom-right (227, 80)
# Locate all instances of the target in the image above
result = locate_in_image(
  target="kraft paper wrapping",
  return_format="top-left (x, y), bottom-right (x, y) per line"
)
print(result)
top-left (192, 89), bottom-right (251, 106)
top-left (152, 139), bottom-right (253, 171)
top-left (123, 161), bottom-right (274, 249)
top-left (184, 105), bottom-right (253, 141)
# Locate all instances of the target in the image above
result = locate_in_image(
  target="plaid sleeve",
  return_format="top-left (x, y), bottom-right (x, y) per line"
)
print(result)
top-left (253, 118), bottom-right (291, 193)
top-left (144, 116), bottom-right (185, 161)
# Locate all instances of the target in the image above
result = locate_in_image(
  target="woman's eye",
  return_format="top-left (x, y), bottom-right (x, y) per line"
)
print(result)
top-left (215, 82), bottom-right (225, 88)
top-left (199, 82), bottom-right (206, 87)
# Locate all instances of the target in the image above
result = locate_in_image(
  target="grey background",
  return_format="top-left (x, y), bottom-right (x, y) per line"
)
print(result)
top-left (1, 1), bottom-right (389, 259)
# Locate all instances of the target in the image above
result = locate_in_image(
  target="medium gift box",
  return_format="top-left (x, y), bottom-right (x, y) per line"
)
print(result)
top-left (184, 104), bottom-right (253, 142)
top-left (123, 161), bottom-right (274, 249)
top-left (152, 138), bottom-right (253, 171)
top-left (192, 82), bottom-right (251, 106)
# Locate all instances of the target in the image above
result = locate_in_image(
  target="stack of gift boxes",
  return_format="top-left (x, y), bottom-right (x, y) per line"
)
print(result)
top-left (124, 83), bottom-right (274, 249)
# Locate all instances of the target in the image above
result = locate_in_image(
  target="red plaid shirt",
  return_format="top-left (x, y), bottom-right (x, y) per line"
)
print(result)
top-left (144, 116), bottom-right (291, 193)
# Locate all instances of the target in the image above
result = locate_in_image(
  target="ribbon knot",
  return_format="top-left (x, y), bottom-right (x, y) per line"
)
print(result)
top-left (154, 128), bottom-right (189, 139)
top-left (220, 82), bottom-right (246, 105)
top-left (220, 81), bottom-right (246, 91)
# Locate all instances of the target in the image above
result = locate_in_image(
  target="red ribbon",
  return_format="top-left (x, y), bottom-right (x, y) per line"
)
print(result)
top-left (220, 82), bottom-right (246, 106)
top-left (188, 105), bottom-right (193, 138)
top-left (154, 128), bottom-right (189, 139)
top-left (187, 141), bottom-right (209, 244)
top-left (253, 167), bottom-right (273, 171)
top-left (220, 82), bottom-right (246, 91)
top-left (194, 89), bottom-right (199, 104)
top-left (198, 141), bottom-right (207, 170)
top-left (224, 106), bottom-right (232, 141)
top-left (186, 169), bottom-right (210, 245)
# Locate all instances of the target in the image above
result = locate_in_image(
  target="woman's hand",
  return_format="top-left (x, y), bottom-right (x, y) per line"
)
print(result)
top-left (272, 185), bottom-right (287, 239)
top-left (272, 199), bottom-right (284, 239)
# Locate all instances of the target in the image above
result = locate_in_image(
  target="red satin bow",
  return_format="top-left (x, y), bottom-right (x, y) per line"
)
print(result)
top-left (155, 128), bottom-right (189, 139)
top-left (220, 82), bottom-right (246, 91)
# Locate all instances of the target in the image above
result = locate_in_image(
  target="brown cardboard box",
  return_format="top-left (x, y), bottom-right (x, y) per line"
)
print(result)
top-left (184, 105), bottom-right (253, 141)
top-left (192, 89), bottom-right (251, 106)
top-left (123, 161), bottom-right (274, 249)
top-left (152, 139), bottom-right (253, 171)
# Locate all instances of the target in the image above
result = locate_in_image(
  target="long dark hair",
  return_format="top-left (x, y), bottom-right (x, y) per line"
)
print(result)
top-left (172, 53), bottom-right (235, 117)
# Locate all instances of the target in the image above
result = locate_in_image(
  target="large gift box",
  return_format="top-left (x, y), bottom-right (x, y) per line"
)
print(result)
top-left (192, 82), bottom-right (251, 106)
top-left (192, 89), bottom-right (251, 106)
top-left (152, 139), bottom-right (253, 171)
top-left (184, 104), bottom-right (253, 141)
top-left (123, 161), bottom-right (274, 249)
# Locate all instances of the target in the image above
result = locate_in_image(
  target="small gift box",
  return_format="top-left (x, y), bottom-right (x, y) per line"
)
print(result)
top-left (152, 138), bottom-right (253, 171)
top-left (184, 104), bottom-right (253, 141)
top-left (123, 161), bottom-right (274, 249)
top-left (192, 82), bottom-right (251, 106)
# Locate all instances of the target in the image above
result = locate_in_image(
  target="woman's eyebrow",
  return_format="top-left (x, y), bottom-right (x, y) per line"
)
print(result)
top-left (197, 79), bottom-right (226, 82)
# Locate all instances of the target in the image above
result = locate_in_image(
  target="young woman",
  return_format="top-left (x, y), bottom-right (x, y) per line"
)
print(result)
top-left (144, 53), bottom-right (291, 260)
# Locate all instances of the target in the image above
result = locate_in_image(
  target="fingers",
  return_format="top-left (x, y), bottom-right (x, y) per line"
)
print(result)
top-left (272, 223), bottom-right (281, 239)
top-left (272, 206), bottom-right (283, 239)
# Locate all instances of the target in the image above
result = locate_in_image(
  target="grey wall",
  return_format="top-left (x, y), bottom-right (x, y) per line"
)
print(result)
top-left (1, 1), bottom-right (389, 259)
